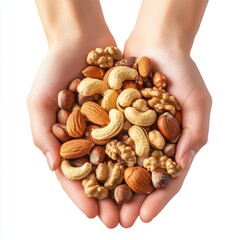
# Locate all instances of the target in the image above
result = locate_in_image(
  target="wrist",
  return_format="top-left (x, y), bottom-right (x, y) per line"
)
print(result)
top-left (36, 0), bottom-right (113, 47)
top-left (130, 20), bottom-right (194, 55)
top-left (131, 0), bottom-right (208, 54)
top-left (127, 29), bottom-right (191, 58)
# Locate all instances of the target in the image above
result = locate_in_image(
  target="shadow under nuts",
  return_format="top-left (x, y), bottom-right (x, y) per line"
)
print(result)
top-left (52, 46), bottom-right (182, 202)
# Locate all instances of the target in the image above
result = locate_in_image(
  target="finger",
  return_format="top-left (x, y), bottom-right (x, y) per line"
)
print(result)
top-left (140, 166), bottom-right (190, 222)
top-left (55, 168), bottom-right (98, 218)
top-left (176, 87), bottom-right (212, 169)
top-left (120, 194), bottom-right (146, 228)
top-left (98, 198), bottom-right (120, 228)
top-left (28, 96), bottom-right (61, 170)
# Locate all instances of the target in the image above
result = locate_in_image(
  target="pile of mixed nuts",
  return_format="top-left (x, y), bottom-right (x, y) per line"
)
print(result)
top-left (52, 46), bottom-right (182, 204)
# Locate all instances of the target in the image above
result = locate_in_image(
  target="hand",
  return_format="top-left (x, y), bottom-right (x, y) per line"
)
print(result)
top-left (120, 39), bottom-right (212, 227)
top-left (27, 36), bottom-right (121, 228)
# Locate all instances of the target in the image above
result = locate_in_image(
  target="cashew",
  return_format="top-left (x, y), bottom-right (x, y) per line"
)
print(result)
top-left (124, 107), bottom-right (157, 126)
top-left (60, 159), bottom-right (92, 180)
top-left (91, 109), bottom-right (124, 140)
top-left (101, 89), bottom-right (119, 111)
top-left (117, 88), bottom-right (142, 109)
top-left (77, 78), bottom-right (118, 111)
top-left (108, 66), bottom-right (138, 90)
top-left (128, 125), bottom-right (150, 157)
top-left (132, 99), bottom-right (149, 112)
top-left (82, 173), bottom-right (109, 200)
top-left (77, 78), bottom-right (109, 96)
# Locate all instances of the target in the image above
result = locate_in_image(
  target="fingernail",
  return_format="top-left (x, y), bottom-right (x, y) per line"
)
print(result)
top-left (45, 151), bottom-right (54, 171)
top-left (181, 150), bottom-right (196, 170)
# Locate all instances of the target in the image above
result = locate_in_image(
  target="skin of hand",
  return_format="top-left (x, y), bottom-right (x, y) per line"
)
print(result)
top-left (119, 0), bottom-right (212, 228)
top-left (27, 0), bottom-right (120, 228)
top-left (28, 0), bottom-right (211, 229)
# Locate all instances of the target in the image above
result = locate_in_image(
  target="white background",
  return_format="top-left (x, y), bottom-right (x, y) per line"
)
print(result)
top-left (0, 0), bottom-right (240, 239)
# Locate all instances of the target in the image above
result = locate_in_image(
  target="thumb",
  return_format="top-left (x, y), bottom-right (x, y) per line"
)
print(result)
top-left (176, 91), bottom-right (212, 171)
top-left (28, 96), bottom-right (61, 170)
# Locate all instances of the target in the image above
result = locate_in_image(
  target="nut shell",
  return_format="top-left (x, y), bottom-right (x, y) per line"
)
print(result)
top-left (58, 89), bottom-right (76, 110)
top-left (90, 145), bottom-right (106, 165)
top-left (52, 123), bottom-right (71, 142)
top-left (157, 112), bottom-right (181, 143)
top-left (124, 166), bottom-right (155, 194)
top-left (151, 168), bottom-right (170, 189)
top-left (60, 139), bottom-right (94, 159)
top-left (114, 184), bottom-right (133, 204)
top-left (68, 79), bottom-right (81, 93)
top-left (57, 109), bottom-right (71, 125)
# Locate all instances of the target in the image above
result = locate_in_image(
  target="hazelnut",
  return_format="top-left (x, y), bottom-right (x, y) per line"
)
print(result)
top-left (52, 123), bottom-right (71, 142)
top-left (77, 94), bottom-right (95, 106)
top-left (114, 184), bottom-right (133, 204)
top-left (57, 109), bottom-right (71, 125)
top-left (68, 79), bottom-right (81, 93)
top-left (90, 145), bottom-right (106, 165)
top-left (58, 89), bottom-right (76, 110)
top-left (68, 156), bottom-right (90, 167)
top-left (174, 111), bottom-right (182, 126)
top-left (151, 168), bottom-right (170, 189)
top-left (163, 143), bottom-right (176, 158)
top-left (157, 112), bottom-right (181, 143)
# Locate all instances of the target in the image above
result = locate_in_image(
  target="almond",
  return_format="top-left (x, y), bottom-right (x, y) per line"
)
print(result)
top-left (124, 166), bottom-right (155, 194)
top-left (103, 66), bottom-right (115, 84)
top-left (58, 89), bottom-right (76, 110)
top-left (157, 112), bottom-right (181, 143)
top-left (138, 56), bottom-right (152, 78)
top-left (81, 101), bottom-right (110, 126)
top-left (66, 109), bottom-right (86, 138)
top-left (84, 125), bottom-right (110, 145)
top-left (82, 66), bottom-right (105, 79)
top-left (122, 80), bottom-right (137, 90)
top-left (60, 139), bottom-right (94, 159)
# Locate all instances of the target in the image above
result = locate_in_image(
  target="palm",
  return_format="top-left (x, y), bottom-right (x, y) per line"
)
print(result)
top-left (119, 44), bottom-right (212, 226)
top-left (28, 39), bottom-right (120, 228)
